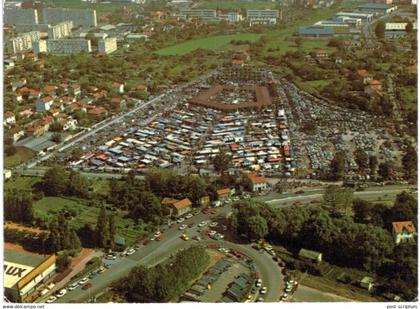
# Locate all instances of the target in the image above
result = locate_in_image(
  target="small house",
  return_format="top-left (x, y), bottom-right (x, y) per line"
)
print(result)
top-left (217, 188), bottom-right (233, 200)
top-left (360, 276), bottom-right (375, 291)
top-left (247, 173), bottom-right (267, 192)
top-left (298, 248), bottom-right (322, 264)
top-left (392, 221), bottom-right (416, 245)
top-left (171, 198), bottom-right (193, 217)
top-left (36, 96), bottom-right (54, 112)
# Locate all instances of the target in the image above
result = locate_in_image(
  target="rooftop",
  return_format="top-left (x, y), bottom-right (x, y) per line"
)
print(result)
top-left (392, 221), bottom-right (416, 234)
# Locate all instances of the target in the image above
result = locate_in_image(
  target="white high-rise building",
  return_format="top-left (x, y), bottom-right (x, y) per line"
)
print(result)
top-left (8, 31), bottom-right (41, 54)
top-left (4, 8), bottom-right (39, 25)
top-left (48, 21), bottom-right (73, 39)
top-left (42, 8), bottom-right (97, 28)
top-left (98, 37), bottom-right (118, 54)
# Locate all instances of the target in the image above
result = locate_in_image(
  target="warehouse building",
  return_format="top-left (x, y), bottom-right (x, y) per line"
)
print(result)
top-left (335, 12), bottom-right (373, 23)
top-left (357, 3), bottom-right (398, 15)
top-left (247, 9), bottom-right (279, 25)
top-left (4, 250), bottom-right (56, 302)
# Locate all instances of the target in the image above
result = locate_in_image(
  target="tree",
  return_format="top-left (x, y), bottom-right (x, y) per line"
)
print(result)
top-left (354, 148), bottom-right (369, 173)
top-left (42, 166), bottom-right (69, 196)
top-left (375, 21), bottom-right (385, 39)
top-left (401, 146), bottom-right (417, 180)
top-left (4, 189), bottom-right (34, 224)
top-left (56, 252), bottom-right (71, 272)
top-left (294, 37), bottom-right (303, 48)
top-left (323, 185), bottom-right (353, 217)
top-left (385, 191), bottom-right (417, 226)
top-left (405, 22), bottom-right (414, 34)
top-left (247, 215), bottom-right (268, 240)
top-left (212, 149), bottom-right (232, 175)
top-left (51, 133), bottom-right (62, 143)
top-left (5, 145), bottom-right (17, 156)
top-left (68, 171), bottom-right (89, 198)
top-left (378, 161), bottom-right (394, 180)
top-left (96, 206), bottom-right (110, 249)
top-left (369, 155), bottom-right (378, 175)
top-left (49, 121), bottom-right (63, 132)
top-left (329, 152), bottom-right (346, 180)
top-left (108, 214), bottom-right (116, 249)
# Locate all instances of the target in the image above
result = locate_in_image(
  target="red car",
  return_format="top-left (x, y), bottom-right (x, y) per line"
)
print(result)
top-left (82, 283), bottom-right (92, 290)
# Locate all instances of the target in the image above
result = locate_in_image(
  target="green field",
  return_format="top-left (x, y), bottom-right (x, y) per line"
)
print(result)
top-left (197, 0), bottom-right (278, 10)
top-left (156, 33), bottom-right (262, 56)
top-left (4, 147), bottom-right (36, 169)
top-left (400, 86), bottom-right (417, 111)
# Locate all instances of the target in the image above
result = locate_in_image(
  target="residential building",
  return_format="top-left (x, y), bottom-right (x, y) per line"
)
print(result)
top-left (298, 248), bottom-right (322, 263)
top-left (314, 48), bottom-right (329, 59)
top-left (172, 198), bottom-right (193, 217)
top-left (36, 96), bottom-right (53, 112)
top-left (112, 82), bottom-right (124, 94)
top-left (33, 40), bottom-right (47, 54)
top-left (47, 21), bottom-right (73, 39)
top-left (217, 188), bottom-right (233, 200)
top-left (8, 127), bottom-right (25, 143)
top-left (357, 3), bottom-right (398, 15)
top-left (180, 9), bottom-right (217, 21)
top-left (4, 249), bottom-right (56, 302)
top-left (69, 84), bottom-right (81, 97)
top-left (247, 10), bottom-right (279, 25)
top-left (42, 8), bottom-right (97, 28)
top-left (357, 69), bottom-right (373, 84)
top-left (98, 37), bottom-right (118, 54)
top-left (4, 8), bottom-right (39, 25)
top-left (247, 173), bottom-right (267, 192)
top-left (4, 112), bottom-right (16, 126)
top-left (88, 107), bottom-right (108, 120)
top-left (42, 39), bottom-right (92, 54)
top-left (219, 12), bottom-right (244, 23)
top-left (8, 31), bottom-right (41, 54)
top-left (110, 97), bottom-right (127, 109)
top-left (392, 221), bottom-right (416, 244)
top-left (360, 276), bottom-right (375, 291)
top-left (364, 79), bottom-right (382, 94)
top-left (4, 169), bottom-right (12, 180)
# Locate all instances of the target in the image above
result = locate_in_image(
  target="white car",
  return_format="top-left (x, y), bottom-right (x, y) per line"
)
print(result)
top-left (209, 230), bottom-right (217, 236)
top-left (185, 213), bottom-right (193, 219)
top-left (198, 221), bottom-right (207, 227)
top-left (209, 222), bottom-right (218, 228)
top-left (256, 297), bottom-right (264, 302)
top-left (260, 287), bottom-right (267, 295)
top-left (154, 231), bottom-right (161, 238)
top-left (178, 224), bottom-right (187, 230)
top-left (78, 277), bottom-right (89, 285)
top-left (256, 279), bottom-right (262, 287)
top-left (285, 286), bottom-right (293, 293)
top-left (150, 236), bottom-right (156, 241)
top-left (46, 296), bottom-right (57, 303)
top-left (67, 282), bottom-right (79, 291)
top-left (176, 218), bottom-right (185, 223)
top-left (126, 248), bottom-right (135, 255)
top-left (56, 289), bottom-right (67, 298)
top-left (106, 253), bottom-right (117, 260)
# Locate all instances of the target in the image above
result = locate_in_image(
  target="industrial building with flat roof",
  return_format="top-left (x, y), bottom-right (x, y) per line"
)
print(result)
top-left (4, 249), bottom-right (56, 303)
top-left (357, 3), bottom-right (398, 15)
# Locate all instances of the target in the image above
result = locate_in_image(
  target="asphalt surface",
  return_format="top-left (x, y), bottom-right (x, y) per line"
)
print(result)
top-left (54, 205), bottom-right (283, 303)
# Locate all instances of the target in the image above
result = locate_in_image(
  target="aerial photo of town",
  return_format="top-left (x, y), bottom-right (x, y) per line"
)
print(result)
top-left (2, 0), bottom-right (418, 305)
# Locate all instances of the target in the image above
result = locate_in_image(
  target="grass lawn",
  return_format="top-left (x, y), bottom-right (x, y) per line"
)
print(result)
top-left (297, 79), bottom-right (331, 94)
top-left (156, 33), bottom-right (262, 56)
top-left (197, 0), bottom-right (278, 10)
top-left (4, 147), bottom-right (36, 169)
top-left (4, 176), bottom-right (41, 192)
top-left (399, 86), bottom-right (417, 111)
top-left (33, 196), bottom-right (146, 245)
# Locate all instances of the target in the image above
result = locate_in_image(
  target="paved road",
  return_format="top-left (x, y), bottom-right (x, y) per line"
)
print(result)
top-left (54, 205), bottom-right (282, 303)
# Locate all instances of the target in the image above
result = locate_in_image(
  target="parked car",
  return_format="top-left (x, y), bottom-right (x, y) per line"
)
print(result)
top-left (46, 296), bottom-right (57, 303)
top-left (181, 234), bottom-right (190, 241)
top-left (251, 287), bottom-right (258, 294)
top-left (178, 224), bottom-right (187, 230)
top-left (176, 217), bottom-right (185, 223)
top-left (256, 297), bottom-right (264, 302)
top-left (209, 222), bottom-right (218, 228)
top-left (185, 213), bottom-right (193, 219)
top-left (260, 287), bottom-right (267, 295)
top-left (126, 248), bottom-right (135, 255)
top-left (106, 253), bottom-right (117, 260)
top-left (82, 283), bottom-right (92, 290)
top-left (56, 289), bottom-right (67, 298)
top-left (78, 277), bottom-right (89, 285)
top-left (67, 282), bottom-right (78, 291)
top-left (198, 221), bottom-right (207, 227)
top-left (256, 279), bottom-right (262, 287)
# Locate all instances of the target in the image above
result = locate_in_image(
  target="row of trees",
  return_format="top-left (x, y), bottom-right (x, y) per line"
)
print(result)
top-left (4, 189), bottom-right (34, 224)
top-left (42, 166), bottom-right (90, 198)
top-left (115, 246), bottom-right (210, 302)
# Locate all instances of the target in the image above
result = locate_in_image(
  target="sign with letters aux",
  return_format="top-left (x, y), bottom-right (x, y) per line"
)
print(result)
top-left (4, 262), bottom-right (34, 288)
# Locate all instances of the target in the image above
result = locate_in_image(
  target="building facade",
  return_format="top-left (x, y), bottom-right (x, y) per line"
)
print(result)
top-left (42, 8), bottom-right (97, 28)
top-left (42, 39), bottom-right (92, 54)
top-left (247, 10), bottom-right (279, 25)
top-left (180, 9), bottom-right (217, 21)
top-left (98, 37), bottom-right (118, 54)
top-left (8, 31), bottom-right (41, 54)
top-left (4, 8), bottom-right (39, 25)
top-left (47, 21), bottom-right (73, 39)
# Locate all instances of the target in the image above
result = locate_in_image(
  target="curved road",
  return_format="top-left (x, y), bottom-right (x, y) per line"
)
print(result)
top-left (54, 206), bottom-right (282, 303)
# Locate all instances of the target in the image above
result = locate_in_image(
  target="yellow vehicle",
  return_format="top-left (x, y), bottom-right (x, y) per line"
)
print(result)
top-left (181, 234), bottom-right (190, 241)
top-left (98, 266), bottom-right (107, 274)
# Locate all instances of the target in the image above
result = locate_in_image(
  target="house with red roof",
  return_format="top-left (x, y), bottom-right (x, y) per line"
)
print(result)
top-left (88, 107), bottom-right (109, 121)
top-left (36, 96), bottom-right (54, 112)
top-left (392, 221), bottom-right (416, 245)
top-left (4, 112), bottom-right (16, 126)
top-left (357, 69), bottom-right (374, 84)
top-left (247, 173), bottom-right (267, 192)
top-left (364, 79), bottom-right (382, 95)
